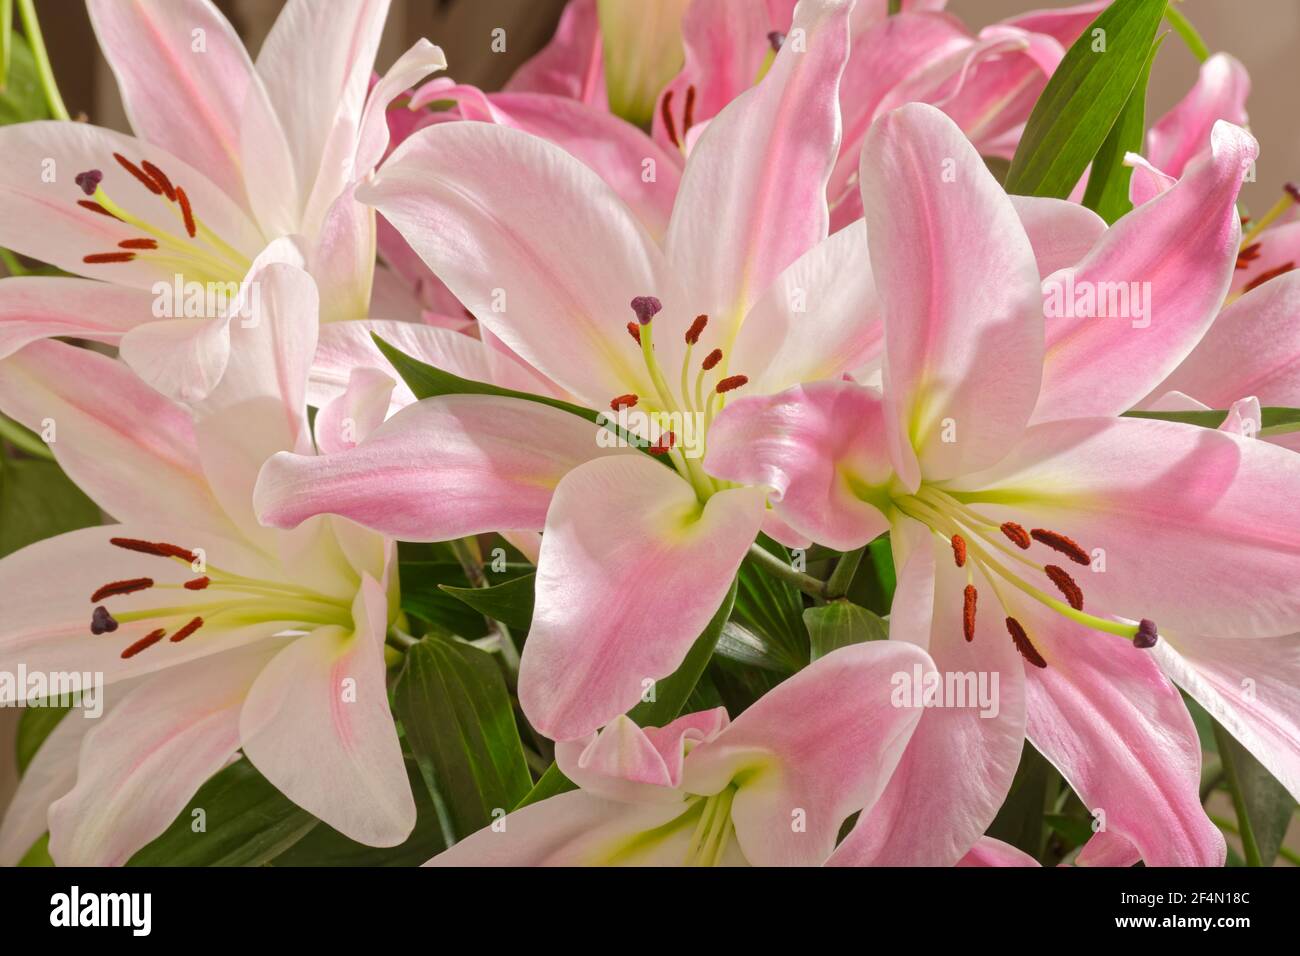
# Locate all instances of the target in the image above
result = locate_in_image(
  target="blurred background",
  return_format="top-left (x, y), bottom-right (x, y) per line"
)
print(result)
top-left (2, 0), bottom-right (1297, 863)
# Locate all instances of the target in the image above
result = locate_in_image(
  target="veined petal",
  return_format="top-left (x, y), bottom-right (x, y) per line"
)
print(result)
top-left (1125, 151), bottom-right (1178, 206)
top-left (684, 640), bottom-right (934, 866)
top-left (861, 103), bottom-right (1043, 487)
top-left (831, 519), bottom-right (1027, 866)
top-left (1034, 121), bottom-right (1257, 422)
top-left (957, 836), bottom-right (1041, 867)
top-left (1001, 0), bottom-right (1109, 47)
top-left (666, 0), bottom-right (852, 348)
top-left (1147, 53), bottom-right (1250, 179)
top-left (308, 186), bottom-right (374, 324)
top-left (359, 121), bottom-right (674, 408)
top-left (239, 575), bottom-right (415, 846)
top-left (1010, 195), bottom-right (1106, 278)
top-left (315, 367), bottom-right (395, 455)
top-left (0, 277), bottom-right (155, 361)
top-left (729, 220), bottom-right (882, 395)
top-left (46, 641), bottom-right (281, 866)
top-left (505, 0), bottom-right (606, 106)
top-left (354, 40), bottom-right (448, 180)
top-left (597, 0), bottom-right (691, 127)
top-left (947, 416), bottom-right (1300, 640)
top-left (704, 380), bottom-right (893, 551)
top-left (1154, 632), bottom-right (1300, 803)
top-left (519, 455), bottom-right (766, 741)
top-left (255, 394), bottom-right (636, 539)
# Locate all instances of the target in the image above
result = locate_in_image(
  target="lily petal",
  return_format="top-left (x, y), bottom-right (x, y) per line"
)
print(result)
top-left (505, 0), bottom-right (607, 106)
top-left (1147, 53), bottom-right (1250, 179)
top-left (1010, 195), bottom-right (1106, 277)
top-left (315, 367), bottom-right (395, 455)
top-left (0, 277), bottom-right (155, 361)
top-left (957, 836), bottom-right (1041, 867)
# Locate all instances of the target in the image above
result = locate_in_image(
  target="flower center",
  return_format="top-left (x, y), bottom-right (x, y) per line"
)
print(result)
top-left (88, 537), bottom-right (353, 659)
top-left (74, 154), bottom-right (251, 285)
top-left (892, 486), bottom-right (1158, 668)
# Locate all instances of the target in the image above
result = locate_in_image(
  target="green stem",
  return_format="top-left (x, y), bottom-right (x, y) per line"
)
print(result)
top-left (1210, 815), bottom-right (1299, 866)
top-left (747, 542), bottom-right (827, 599)
top-left (16, 0), bottom-right (69, 120)
top-left (1164, 3), bottom-right (1210, 63)
top-left (451, 536), bottom-right (520, 674)
top-left (385, 627), bottom-right (417, 651)
top-left (824, 547), bottom-right (865, 600)
top-left (1212, 721), bottom-right (1263, 866)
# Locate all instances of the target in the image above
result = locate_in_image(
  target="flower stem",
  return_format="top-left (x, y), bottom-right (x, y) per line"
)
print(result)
top-left (747, 542), bottom-right (827, 599)
top-left (1212, 721), bottom-right (1263, 867)
top-left (16, 0), bottom-right (69, 121)
top-left (1164, 3), bottom-right (1210, 63)
top-left (824, 547), bottom-right (865, 599)
top-left (451, 536), bottom-right (520, 674)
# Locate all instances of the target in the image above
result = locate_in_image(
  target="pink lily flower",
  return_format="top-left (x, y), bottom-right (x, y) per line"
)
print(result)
top-left (254, 0), bottom-right (884, 742)
top-left (427, 642), bottom-right (933, 866)
top-left (0, 262), bottom-right (415, 864)
top-left (704, 104), bottom-right (1288, 867)
top-left (0, 0), bottom-right (445, 401)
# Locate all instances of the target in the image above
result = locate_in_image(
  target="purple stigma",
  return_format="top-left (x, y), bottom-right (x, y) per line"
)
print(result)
top-left (75, 169), bottom-right (104, 196)
top-left (91, 605), bottom-right (119, 635)
top-left (1286, 181), bottom-right (1300, 205)
top-left (630, 296), bottom-right (662, 326)
top-left (1134, 619), bottom-right (1159, 649)
top-left (767, 31), bottom-right (786, 52)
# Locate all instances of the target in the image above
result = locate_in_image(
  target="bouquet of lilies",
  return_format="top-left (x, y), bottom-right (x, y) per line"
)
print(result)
top-left (0, 0), bottom-right (1296, 870)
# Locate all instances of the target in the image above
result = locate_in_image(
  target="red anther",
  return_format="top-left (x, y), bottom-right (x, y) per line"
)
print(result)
top-left (184, 576), bottom-right (211, 591)
top-left (90, 577), bottom-right (154, 603)
top-left (77, 200), bottom-right (119, 219)
top-left (701, 348), bottom-right (723, 371)
top-left (715, 375), bottom-right (748, 394)
top-left (121, 628), bottom-right (166, 659)
top-left (685, 314), bottom-right (708, 345)
top-left (176, 186), bottom-right (197, 237)
top-left (169, 616), bottom-right (204, 643)
top-left (118, 238), bottom-right (158, 250)
top-left (649, 431), bottom-right (677, 455)
top-left (1000, 521), bottom-right (1031, 549)
top-left (962, 585), bottom-right (977, 642)
top-left (1236, 242), bottom-right (1262, 269)
top-left (627, 321), bottom-right (642, 344)
top-left (140, 160), bottom-right (176, 201)
top-left (113, 152), bottom-right (163, 195)
top-left (950, 534), bottom-right (967, 568)
top-left (1044, 564), bottom-right (1084, 611)
top-left (1243, 262), bottom-right (1295, 293)
top-left (1030, 528), bottom-right (1090, 566)
top-left (661, 89), bottom-right (680, 148)
top-left (83, 252), bottom-right (136, 264)
top-left (682, 85), bottom-right (696, 134)
top-left (110, 537), bottom-right (198, 563)
top-left (1005, 617), bottom-right (1047, 668)
top-left (610, 393), bottom-right (639, 410)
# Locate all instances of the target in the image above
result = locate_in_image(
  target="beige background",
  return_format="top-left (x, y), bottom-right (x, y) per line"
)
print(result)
top-left (3, 0), bottom-right (1296, 860)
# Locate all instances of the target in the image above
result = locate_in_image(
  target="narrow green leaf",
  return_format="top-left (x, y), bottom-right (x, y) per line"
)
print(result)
top-left (1213, 720), bottom-right (1295, 866)
top-left (846, 534), bottom-right (897, 615)
top-left (803, 600), bottom-right (888, 661)
top-left (0, 32), bottom-right (47, 125)
top-left (1082, 36), bottom-right (1163, 223)
top-left (0, 454), bottom-right (101, 557)
top-left (16, 702), bottom-right (69, 772)
top-left (515, 579), bottom-right (738, 809)
top-left (726, 536), bottom-right (809, 672)
top-left (128, 760), bottom-right (318, 866)
top-left (398, 559), bottom-right (490, 637)
top-left (1164, 3), bottom-right (1209, 61)
top-left (1005, 0), bottom-right (1166, 199)
top-left (395, 636), bottom-right (532, 841)
top-left (440, 573), bottom-right (536, 631)
top-left (0, 0), bottom-right (12, 92)
top-left (1126, 406), bottom-right (1300, 431)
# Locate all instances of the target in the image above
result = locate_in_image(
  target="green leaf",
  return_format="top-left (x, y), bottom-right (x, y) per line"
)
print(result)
top-left (803, 600), bottom-right (888, 661)
top-left (0, 0), bottom-right (12, 92)
top-left (440, 573), bottom-right (536, 631)
top-left (394, 636), bottom-right (532, 841)
top-left (0, 454), bottom-right (101, 558)
top-left (1082, 36), bottom-right (1162, 223)
top-left (128, 759), bottom-right (318, 866)
top-left (846, 534), bottom-right (896, 615)
top-left (16, 702), bottom-right (69, 773)
top-left (0, 32), bottom-right (47, 125)
top-left (398, 559), bottom-right (490, 637)
top-left (1164, 3), bottom-right (1209, 61)
top-left (986, 741), bottom-right (1059, 860)
top-left (1043, 812), bottom-right (1096, 850)
top-left (515, 579), bottom-right (738, 810)
top-left (1212, 720), bottom-right (1295, 866)
top-left (726, 537), bottom-right (809, 673)
top-left (18, 832), bottom-right (53, 867)
top-left (1004, 0), bottom-right (1166, 199)
top-left (1127, 406), bottom-right (1300, 439)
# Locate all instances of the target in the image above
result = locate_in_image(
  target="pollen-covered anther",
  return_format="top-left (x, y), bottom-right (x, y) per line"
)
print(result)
top-left (630, 295), bottom-right (662, 326)
top-left (626, 322), bottom-right (642, 344)
top-left (109, 536), bottom-right (198, 563)
top-left (962, 585), bottom-right (977, 642)
top-left (715, 375), bottom-right (748, 394)
top-left (610, 393), bottom-right (639, 410)
top-left (113, 152), bottom-right (163, 195)
top-left (1030, 528), bottom-right (1090, 566)
top-left (169, 616), bottom-right (204, 643)
top-left (1000, 521), bottom-right (1031, 549)
top-left (661, 89), bottom-right (680, 148)
top-left (701, 348), bottom-right (723, 371)
top-left (90, 605), bottom-right (119, 635)
top-left (950, 534), bottom-right (967, 568)
top-left (1006, 617), bottom-right (1047, 668)
top-left (140, 160), bottom-right (177, 201)
top-left (1236, 242), bottom-right (1262, 269)
top-left (74, 169), bottom-right (103, 196)
top-left (121, 628), bottom-right (166, 659)
top-left (118, 238), bottom-right (158, 250)
top-left (83, 252), bottom-right (135, 264)
top-left (176, 186), bottom-right (197, 238)
top-left (1243, 262), bottom-right (1295, 293)
top-left (1044, 565), bottom-right (1084, 611)
top-left (1133, 618), bottom-right (1159, 649)
top-left (682, 85), bottom-right (697, 133)
top-left (90, 577), bottom-right (154, 603)
top-left (685, 314), bottom-right (708, 345)
top-left (184, 576), bottom-right (211, 591)
top-left (77, 199), bottom-right (119, 219)
top-left (649, 431), bottom-right (677, 455)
